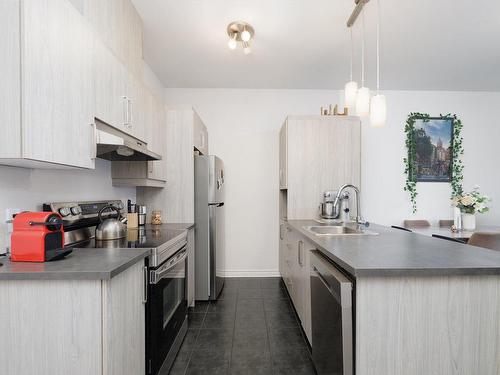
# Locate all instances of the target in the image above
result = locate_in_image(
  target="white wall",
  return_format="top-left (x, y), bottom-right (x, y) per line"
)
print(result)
top-left (165, 88), bottom-right (500, 276)
top-left (0, 159), bottom-right (135, 251)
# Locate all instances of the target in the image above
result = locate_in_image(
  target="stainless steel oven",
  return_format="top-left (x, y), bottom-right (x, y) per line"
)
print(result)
top-left (146, 244), bottom-right (188, 375)
top-left (310, 250), bottom-right (354, 375)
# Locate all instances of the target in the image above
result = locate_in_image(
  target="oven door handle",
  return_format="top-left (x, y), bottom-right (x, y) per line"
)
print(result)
top-left (149, 246), bottom-right (188, 285)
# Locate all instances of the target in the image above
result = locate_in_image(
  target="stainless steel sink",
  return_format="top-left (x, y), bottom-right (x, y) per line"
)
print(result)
top-left (303, 225), bottom-right (378, 236)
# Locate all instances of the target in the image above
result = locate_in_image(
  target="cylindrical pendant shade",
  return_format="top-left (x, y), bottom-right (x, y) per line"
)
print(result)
top-left (370, 94), bottom-right (387, 127)
top-left (344, 81), bottom-right (358, 109)
top-left (356, 87), bottom-right (370, 117)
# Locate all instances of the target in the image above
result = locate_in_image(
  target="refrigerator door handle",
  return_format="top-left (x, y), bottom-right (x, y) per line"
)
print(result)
top-left (209, 202), bottom-right (224, 207)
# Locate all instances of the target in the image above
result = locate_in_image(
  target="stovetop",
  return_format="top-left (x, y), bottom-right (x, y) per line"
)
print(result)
top-left (72, 227), bottom-right (186, 251)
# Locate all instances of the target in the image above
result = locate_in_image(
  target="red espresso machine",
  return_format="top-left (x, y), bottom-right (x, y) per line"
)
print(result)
top-left (11, 212), bottom-right (72, 262)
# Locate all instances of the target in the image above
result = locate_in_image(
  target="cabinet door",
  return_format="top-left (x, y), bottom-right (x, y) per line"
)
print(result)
top-left (94, 38), bottom-right (128, 133)
top-left (298, 237), bottom-right (313, 345)
top-left (193, 110), bottom-right (208, 155)
top-left (125, 73), bottom-right (147, 142)
top-left (279, 121), bottom-right (288, 189)
top-left (147, 98), bottom-right (167, 181)
top-left (102, 261), bottom-right (146, 375)
top-left (22, 0), bottom-right (95, 168)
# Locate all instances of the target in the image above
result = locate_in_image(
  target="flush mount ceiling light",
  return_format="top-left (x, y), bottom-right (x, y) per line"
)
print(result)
top-left (227, 21), bottom-right (255, 54)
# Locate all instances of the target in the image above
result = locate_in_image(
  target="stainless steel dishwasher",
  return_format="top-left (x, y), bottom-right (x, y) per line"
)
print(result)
top-left (310, 250), bottom-right (354, 375)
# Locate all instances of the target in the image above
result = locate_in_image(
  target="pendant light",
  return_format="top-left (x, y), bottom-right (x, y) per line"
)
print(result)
top-left (344, 28), bottom-right (358, 109)
top-left (370, 0), bottom-right (387, 127)
top-left (356, 7), bottom-right (370, 117)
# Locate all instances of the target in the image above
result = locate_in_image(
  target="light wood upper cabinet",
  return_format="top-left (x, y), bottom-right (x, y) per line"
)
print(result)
top-left (111, 93), bottom-right (167, 187)
top-left (75, 0), bottom-right (143, 79)
top-left (193, 110), bottom-right (209, 155)
top-left (279, 121), bottom-right (288, 189)
top-left (94, 38), bottom-right (129, 135)
top-left (0, 0), bottom-right (95, 169)
top-left (283, 115), bottom-right (361, 220)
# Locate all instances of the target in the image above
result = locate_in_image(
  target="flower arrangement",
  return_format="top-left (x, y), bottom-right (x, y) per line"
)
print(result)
top-left (452, 186), bottom-right (490, 214)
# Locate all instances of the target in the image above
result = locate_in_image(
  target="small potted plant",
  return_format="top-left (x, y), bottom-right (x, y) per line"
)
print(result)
top-left (452, 186), bottom-right (490, 231)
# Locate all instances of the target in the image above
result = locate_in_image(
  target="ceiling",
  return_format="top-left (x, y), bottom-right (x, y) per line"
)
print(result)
top-left (131, 0), bottom-right (500, 91)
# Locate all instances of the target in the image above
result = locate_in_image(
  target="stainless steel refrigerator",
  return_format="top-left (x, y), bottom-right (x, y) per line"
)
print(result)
top-left (194, 155), bottom-right (225, 300)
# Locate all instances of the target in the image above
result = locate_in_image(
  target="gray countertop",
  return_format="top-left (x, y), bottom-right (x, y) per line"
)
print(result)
top-left (157, 223), bottom-right (195, 230)
top-left (287, 220), bottom-right (500, 277)
top-left (0, 248), bottom-right (150, 280)
top-left (0, 223), bottom-right (194, 281)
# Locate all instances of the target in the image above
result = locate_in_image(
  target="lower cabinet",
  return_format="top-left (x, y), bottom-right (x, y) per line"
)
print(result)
top-left (0, 261), bottom-right (146, 375)
top-left (279, 224), bottom-right (313, 344)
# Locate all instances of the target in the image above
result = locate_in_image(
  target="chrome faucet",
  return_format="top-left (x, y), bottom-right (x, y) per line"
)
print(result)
top-left (333, 184), bottom-right (368, 226)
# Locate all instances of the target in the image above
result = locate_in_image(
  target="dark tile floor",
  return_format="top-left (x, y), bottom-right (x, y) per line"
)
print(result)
top-left (170, 277), bottom-right (316, 375)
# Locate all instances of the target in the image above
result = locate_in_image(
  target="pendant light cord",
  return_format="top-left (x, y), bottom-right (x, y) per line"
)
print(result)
top-left (376, 0), bottom-right (381, 92)
top-left (361, 7), bottom-right (365, 87)
top-left (349, 27), bottom-right (353, 81)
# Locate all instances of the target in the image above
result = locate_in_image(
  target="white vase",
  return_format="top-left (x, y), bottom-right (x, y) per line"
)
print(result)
top-left (462, 213), bottom-right (476, 231)
top-left (453, 207), bottom-right (462, 230)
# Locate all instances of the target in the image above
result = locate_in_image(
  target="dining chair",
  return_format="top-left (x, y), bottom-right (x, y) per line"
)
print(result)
top-left (439, 219), bottom-right (454, 228)
top-left (468, 232), bottom-right (500, 251)
top-left (391, 225), bottom-right (412, 232)
top-left (403, 220), bottom-right (431, 228)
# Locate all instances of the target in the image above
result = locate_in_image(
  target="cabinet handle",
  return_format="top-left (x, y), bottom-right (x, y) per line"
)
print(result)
top-left (128, 97), bottom-right (133, 128)
top-left (298, 240), bottom-right (303, 267)
top-left (279, 224), bottom-right (284, 240)
top-left (90, 123), bottom-right (97, 159)
top-left (142, 266), bottom-right (148, 304)
top-left (123, 96), bottom-right (128, 126)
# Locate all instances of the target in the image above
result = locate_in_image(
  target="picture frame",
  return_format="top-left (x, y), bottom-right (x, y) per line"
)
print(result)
top-left (403, 113), bottom-right (464, 212)
top-left (412, 116), bottom-right (454, 182)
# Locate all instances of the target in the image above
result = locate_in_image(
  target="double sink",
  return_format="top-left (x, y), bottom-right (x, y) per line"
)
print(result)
top-left (303, 221), bottom-right (378, 236)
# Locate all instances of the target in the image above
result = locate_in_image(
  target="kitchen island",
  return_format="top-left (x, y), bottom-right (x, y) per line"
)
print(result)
top-left (283, 220), bottom-right (500, 375)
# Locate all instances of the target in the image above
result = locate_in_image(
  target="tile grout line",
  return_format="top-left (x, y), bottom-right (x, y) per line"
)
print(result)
top-left (262, 280), bottom-right (276, 375)
top-left (183, 305), bottom-right (207, 374)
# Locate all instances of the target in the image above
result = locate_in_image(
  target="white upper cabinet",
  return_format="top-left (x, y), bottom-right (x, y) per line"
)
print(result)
top-left (0, 0), bottom-right (95, 169)
top-left (279, 121), bottom-right (288, 189)
top-left (75, 0), bottom-right (143, 79)
top-left (193, 111), bottom-right (209, 155)
top-left (111, 93), bottom-right (167, 187)
top-left (93, 38), bottom-right (129, 134)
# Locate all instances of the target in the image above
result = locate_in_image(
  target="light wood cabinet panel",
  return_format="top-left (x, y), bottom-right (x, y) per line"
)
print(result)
top-left (285, 116), bottom-right (361, 220)
top-left (111, 93), bottom-right (167, 186)
top-left (279, 121), bottom-right (288, 189)
top-left (94, 37), bottom-right (129, 134)
top-left (0, 0), bottom-right (95, 169)
top-left (0, 0), bottom-right (21, 159)
top-left (0, 261), bottom-right (146, 375)
top-left (102, 261), bottom-right (146, 375)
top-left (356, 275), bottom-right (500, 375)
top-left (147, 100), bottom-right (167, 181)
top-left (193, 110), bottom-right (209, 155)
top-left (78, 0), bottom-right (143, 79)
top-left (137, 107), bottom-right (208, 224)
top-left (0, 279), bottom-right (102, 375)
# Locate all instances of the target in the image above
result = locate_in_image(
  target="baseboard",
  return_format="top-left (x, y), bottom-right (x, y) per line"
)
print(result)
top-left (223, 269), bottom-right (281, 278)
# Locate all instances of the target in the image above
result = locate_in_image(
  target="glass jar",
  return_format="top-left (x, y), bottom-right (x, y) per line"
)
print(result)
top-left (151, 210), bottom-right (162, 225)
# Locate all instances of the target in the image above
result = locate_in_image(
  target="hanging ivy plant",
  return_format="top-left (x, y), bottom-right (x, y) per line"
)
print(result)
top-left (403, 113), bottom-right (463, 213)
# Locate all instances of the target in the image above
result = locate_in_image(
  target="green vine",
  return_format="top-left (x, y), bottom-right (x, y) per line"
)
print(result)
top-left (403, 113), bottom-right (463, 213)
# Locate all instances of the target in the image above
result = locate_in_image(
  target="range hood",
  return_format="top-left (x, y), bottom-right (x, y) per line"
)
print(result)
top-left (95, 128), bottom-right (161, 162)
